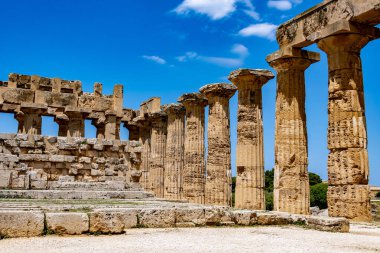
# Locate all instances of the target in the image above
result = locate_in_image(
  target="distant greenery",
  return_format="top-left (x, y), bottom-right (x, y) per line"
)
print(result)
top-left (310, 183), bottom-right (328, 209)
top-left (232, 169), bottom-right (327, 210)
top-left (376, 192), bottom-right (380, 198)
top-left (309, 172), bottom-right (322, 186)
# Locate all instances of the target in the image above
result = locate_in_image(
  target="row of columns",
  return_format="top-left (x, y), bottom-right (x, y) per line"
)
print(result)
top-left (14, 109), bottom-right (121, 139)
top-left (267, 28), bottom-right (376, 221)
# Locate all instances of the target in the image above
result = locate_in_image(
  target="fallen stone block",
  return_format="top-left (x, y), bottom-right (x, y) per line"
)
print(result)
top-left (46, 212), bottom-right (89, 235)
top-left (256, 212), bottom-right (291, 225)
top-left (0, 211), bottom-right (44, 237)
top-left (306, 216), bottom-right (350, 233)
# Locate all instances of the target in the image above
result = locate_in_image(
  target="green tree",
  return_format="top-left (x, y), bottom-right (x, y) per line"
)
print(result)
top-left (265, 169), bottom-right (274, 192)
top-left (309, 172), bottom-right (322, 186)
top-left (232, 177), bottom-right (236, 193)
top-left (310, 183), bottom-right (328, 209)
top-left (376, 192), bottom-right (380, 198)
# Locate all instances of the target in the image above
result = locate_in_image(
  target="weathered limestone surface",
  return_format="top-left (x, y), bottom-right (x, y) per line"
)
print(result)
top-left (163, 104), bottom-right (185, 200)
top-left (0, 134), bottom-right (142, 191)
top-left (46, 213), bottom-right (89, 235)
top-left (228, 69), bottom-right (274, 210)
top-left (267, 48), bottom-right (320, 215)
top-left (276, 0), bottom-right (380, 48)
top-left (200, 83), bottom-right (237, 206)
top-left (178, 93), bottom-right (208, 204)
top-left (318, 33), bottom-right (372, 221)
top-left (148, 112), bottom-right (167, 198)
top-left (0, 211), bottom-right (44, 237)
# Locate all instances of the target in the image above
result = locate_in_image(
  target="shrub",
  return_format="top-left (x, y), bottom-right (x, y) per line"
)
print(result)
top-left (310, 183), bottom-right (328, 209)
top-left (265, 191), bottom-right (273, 211)
top-left (309, 172), bottom-right (322, 186)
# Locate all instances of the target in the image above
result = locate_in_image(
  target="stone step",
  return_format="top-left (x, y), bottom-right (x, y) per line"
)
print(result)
top-left (0, 190), bottom-right (154, 200)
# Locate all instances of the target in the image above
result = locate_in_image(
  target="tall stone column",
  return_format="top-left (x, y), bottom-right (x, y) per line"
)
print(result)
top-left (200, 83), bottom-right (237, 206)
top-left (228, 69), bottom-right (274, 210)
top-left (267, 48), bottom-right (319, 215)
top-left (178, 93), bottom-right (208, 204)
top-left (148, 112), bottom-right (167, 198)
top-left (318, 33), bottom-right (372, 221)
top-left (163, 104), bottom-right (185, 200)
top-left (139, 122), bottom-right (151, 192)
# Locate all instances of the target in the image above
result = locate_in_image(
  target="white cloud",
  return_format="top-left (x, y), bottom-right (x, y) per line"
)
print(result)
top-left (174, 0), bottom-right (236, 20)
top-left (231, 44), bottom-right (249, 58)
top-left (267, 1), bottom-right (292, 11)
top-left (142, 55), bottom-right (167, 65)
top-left (238, 23), bottom-right (278, 40)
top-left (176, 44), bottom-right (249, 68)
top-left (174, 0), bottom-right (260, 21)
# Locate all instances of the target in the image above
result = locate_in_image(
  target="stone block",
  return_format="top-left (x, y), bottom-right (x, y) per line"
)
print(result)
top-left (0, 211), bottom-right (44, 237)
top-left (175, 207), bottom-right (206, 226)
top-left (328, 185), bottom-right (372, 221)
top-left (89, 209), bottom-right (138, 233)
top-left (138, 208), bottom-right (176, 228)
top-left (306, 216), bottom-right (349, 233)
top-left (1, 88), bottom-right (34, 104)
top-left (256, 212), bottom-right (291, 225)
top-left (232, 210), bottom-right (257, 225)
top-left (46, 213), bottom-right (89, 235)
top-left (328, 149), bottom-right (368, 185)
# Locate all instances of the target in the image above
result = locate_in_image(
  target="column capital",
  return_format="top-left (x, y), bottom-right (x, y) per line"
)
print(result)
top-left (178, 93), bottom-right (208, 107)
top-left (162, 103), bottom-right (185, 116)
top-left (317, 33), bottom-right (370, 55)
top-left (267, 47), bottom-right (320, 72)
top-left (228, 69), bottom-right (274, 90)
top-left (199, 83), bottom-right (237, 100)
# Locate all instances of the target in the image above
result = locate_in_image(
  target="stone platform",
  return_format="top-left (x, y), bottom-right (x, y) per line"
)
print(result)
top-left (0, 190), bottom-right (154, 200)
top-left (0, 198), bottom-right (350, 238)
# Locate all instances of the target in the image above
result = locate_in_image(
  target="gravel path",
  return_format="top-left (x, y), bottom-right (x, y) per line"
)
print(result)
top-left (1, 224), bottom-right (380, 253)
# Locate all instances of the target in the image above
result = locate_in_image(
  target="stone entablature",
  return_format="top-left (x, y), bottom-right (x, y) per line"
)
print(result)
top-left (0, 73), bottom-right (125, 139)
top-left (276, 0), bottom-right (380, 48)
top-left (0, 134), bottom-right (142, 191)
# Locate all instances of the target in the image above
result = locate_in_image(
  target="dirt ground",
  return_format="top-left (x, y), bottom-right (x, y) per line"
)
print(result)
top-left (1, 224), bottom-right (380, 253)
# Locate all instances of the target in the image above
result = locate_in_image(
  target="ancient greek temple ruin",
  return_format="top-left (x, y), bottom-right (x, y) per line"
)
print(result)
top-left (0, 0), bottom-right (379, 226)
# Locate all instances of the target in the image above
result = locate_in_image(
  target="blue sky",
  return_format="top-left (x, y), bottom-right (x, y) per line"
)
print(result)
top-left (0, 0), bottom-right (379, 185)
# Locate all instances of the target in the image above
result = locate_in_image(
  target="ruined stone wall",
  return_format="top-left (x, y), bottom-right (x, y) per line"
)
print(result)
top-left (0, 134), bottom-right (142, 190)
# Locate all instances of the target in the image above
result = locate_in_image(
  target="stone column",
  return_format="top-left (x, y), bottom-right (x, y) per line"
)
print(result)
top-left (163, 104), bottom-right (185, 200)
top-left (138, 121), bottom-right (151, 192)
top-left (267, 48), bottom-right (320, 215)
top-left (318, 33), bottom-right (372, 221)
top-left (104, 111), bottom-right (120, 140)
top-left (228, 69), bottom-right (274, 210)
top-left (148, 112), bottom-right (167, 198)
top-left (16, 110), bottom-right (42, 135)
top-left (178, 93), bottom-right (208, 204)
top-left (199, 83), bottom-right (237, 206)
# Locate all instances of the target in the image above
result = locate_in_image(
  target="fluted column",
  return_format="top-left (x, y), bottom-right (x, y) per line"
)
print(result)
top-left (163, 104), bottom-right (185, 200)
top-left (228, 69), bottom-right (274, 210)
top-left (318, 33), bottom-right (372, 221)
top-left (178, 93), bottom-right (208, 204)
top-left (149, 112), bottom-right (167, 198)
top-left (200, 83), bottom-right (237, 206)
top-left (267, 48), bottom-right (319, 215)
